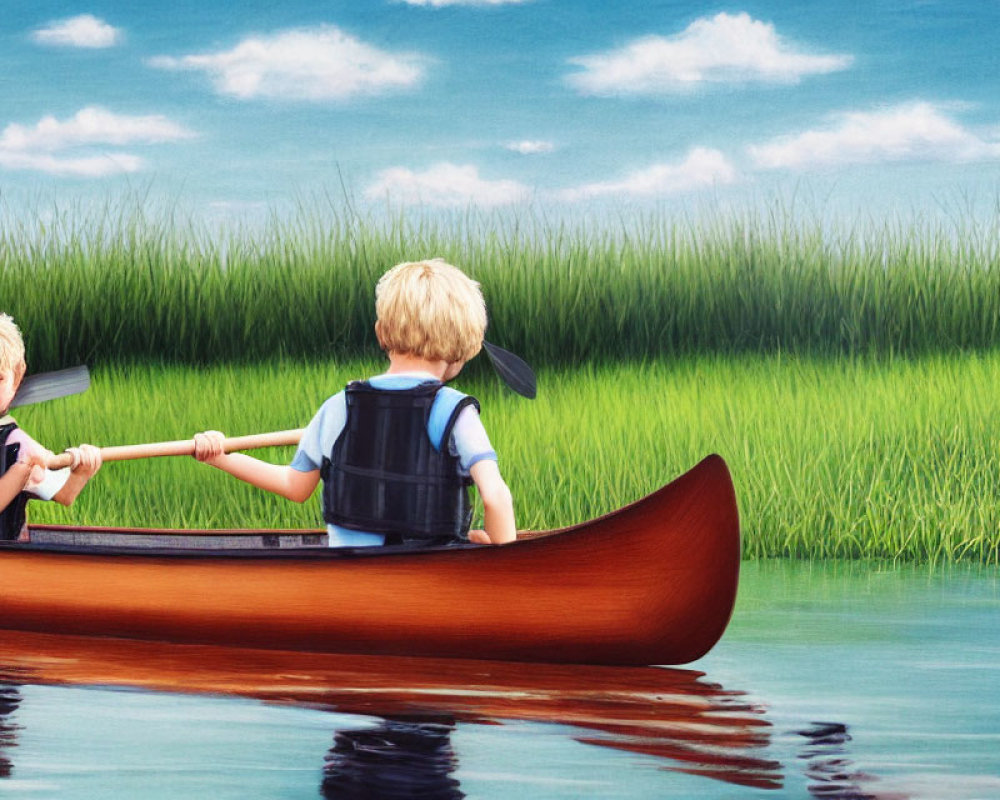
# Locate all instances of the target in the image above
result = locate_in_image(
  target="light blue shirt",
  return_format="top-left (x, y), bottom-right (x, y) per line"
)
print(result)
top-left (291, 372), bottom-right (497, 546)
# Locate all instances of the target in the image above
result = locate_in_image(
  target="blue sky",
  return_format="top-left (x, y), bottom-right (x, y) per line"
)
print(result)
top-left (1, 0), bottom-right (998, 224)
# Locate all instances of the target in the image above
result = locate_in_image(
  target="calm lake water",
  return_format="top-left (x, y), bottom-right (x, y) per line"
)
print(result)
top-left (1, 561), bottom-right (997, 799)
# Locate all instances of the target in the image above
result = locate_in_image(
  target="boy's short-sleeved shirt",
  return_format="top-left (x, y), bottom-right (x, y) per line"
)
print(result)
top-left (3, 424), bottom-right (70, 500)
top-left (291, 372), bottom-right (497, 547)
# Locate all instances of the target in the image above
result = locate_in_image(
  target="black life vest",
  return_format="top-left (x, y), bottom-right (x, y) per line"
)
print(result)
top-left (0, 422), bottom-right (30, 541)
top-left (320, 380), bottom-right (480, 545)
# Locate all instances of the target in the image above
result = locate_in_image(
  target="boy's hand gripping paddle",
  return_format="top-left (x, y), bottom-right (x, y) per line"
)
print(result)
top-left (483, 341), bottom-right (536, 399)
top-left (10, 366), bottom-right (91, 409)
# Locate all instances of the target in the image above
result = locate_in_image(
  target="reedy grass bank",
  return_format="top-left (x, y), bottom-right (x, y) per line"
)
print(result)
top-left (16, 352), bottom-right (1000, 564)
top-left (2, 202), bottom-right (1000, 371)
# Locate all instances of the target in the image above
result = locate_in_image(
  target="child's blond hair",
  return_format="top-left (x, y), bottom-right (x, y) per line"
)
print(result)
top-left (374, 259), bottom-right (487, 364)
top-left (0, 313), bottom-right (26, 379)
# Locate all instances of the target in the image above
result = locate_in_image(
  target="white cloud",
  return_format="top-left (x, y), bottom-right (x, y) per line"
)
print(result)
top-left (0, 107), bottom-right (195, 152)
top-left (149, 26), bottom-right (425, 101)
top-left (0, 107), bottom-right (194, 177)
top-left (748, 102), bottom-right (1000, 170)
top-left (364, 163), bottom-right (531, 207)
top-left (32, 14), bottom-right (122, 48)
top-left (558, 148), bottom-right (737, 200)
top-left (567, 12), bottom-right (851, 95)
top-left (505, 140), bottom-right (555, 155)
top-left (0, 151), bottom-right (141, 177)
top-left (400, 0), bottom-right (530, 5)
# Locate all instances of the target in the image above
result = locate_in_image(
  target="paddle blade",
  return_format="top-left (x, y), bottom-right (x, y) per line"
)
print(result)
top-left (11, 366), bottom-right (91, 408)
top-left (483, 341), bottom-right (536, 399)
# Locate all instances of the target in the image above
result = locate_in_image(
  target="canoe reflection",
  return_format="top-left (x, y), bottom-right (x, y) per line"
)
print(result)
top-left (0, 630), bottom-right (781, 791)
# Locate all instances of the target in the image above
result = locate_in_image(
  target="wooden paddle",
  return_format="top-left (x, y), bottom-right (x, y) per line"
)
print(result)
top-left (483, 340), bottom-right (536, 399)
top-left (46, 429), bottom-right (304, 470)
top-left (10, 366), bottom-right (91, 409)
top-left (38, 342), bottom-right (534, 469)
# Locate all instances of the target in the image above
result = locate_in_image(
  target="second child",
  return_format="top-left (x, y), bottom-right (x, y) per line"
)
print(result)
top-left (0, 313), bottom-right (102, 542)
top-left (193, 259), bottom-right (516, 546)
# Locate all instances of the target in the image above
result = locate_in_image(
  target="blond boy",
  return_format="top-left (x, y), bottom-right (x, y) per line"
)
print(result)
top-left (0, 313), bottom-right (102, 541)
top-left (194, 259), bottom-right (515, 546)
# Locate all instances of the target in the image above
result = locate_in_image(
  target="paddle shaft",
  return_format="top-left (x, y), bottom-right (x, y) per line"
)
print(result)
top-left (45, 429), bottom-right (303, 470)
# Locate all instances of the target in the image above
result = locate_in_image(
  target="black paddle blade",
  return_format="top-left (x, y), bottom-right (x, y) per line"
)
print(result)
top-left (483, 341), bottom-right (536, 399)
top-left (10, 366), bottom-right (91, 408)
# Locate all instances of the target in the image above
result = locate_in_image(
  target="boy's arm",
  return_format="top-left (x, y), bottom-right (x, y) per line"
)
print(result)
top-left (194, 432), bottom-right (320, 502)
top-left (469, 459), bottom-right (516, 544)
top-left (2, 431), bottom-right (96, 508)
top-left (51, 444), bottom-right (103, 506)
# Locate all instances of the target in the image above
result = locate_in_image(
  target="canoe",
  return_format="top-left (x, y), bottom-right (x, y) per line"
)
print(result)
top-left (0, 454), bottom-right (740, 666)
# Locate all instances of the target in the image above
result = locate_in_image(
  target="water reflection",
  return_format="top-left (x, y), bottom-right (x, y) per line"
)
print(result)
top-left (0, 630), bottom-right (782, 792)
top-left (320, 716), bottom-right (463, 799)
top-left (0, 684), bottom-right (21, 778)
top-left (797, 722), bottom-right (908, 800)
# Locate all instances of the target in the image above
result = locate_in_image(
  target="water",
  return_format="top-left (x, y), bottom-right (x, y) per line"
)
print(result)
top-left (0, 561), bottom-right (997, 799)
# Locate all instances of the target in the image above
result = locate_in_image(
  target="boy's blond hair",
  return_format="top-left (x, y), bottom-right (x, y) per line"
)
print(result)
top-left (0, 313), bottom-right (26, 379)
top-left (374, 259), bottom-right (487, 364)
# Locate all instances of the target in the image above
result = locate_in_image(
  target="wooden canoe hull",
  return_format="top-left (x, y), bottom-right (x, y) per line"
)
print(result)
top-left (0, 455), bottom-right (740, 666)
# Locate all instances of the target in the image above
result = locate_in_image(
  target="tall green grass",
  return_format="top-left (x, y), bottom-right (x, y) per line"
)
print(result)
top-left (16, 353), bottom-right (1000, 564)
top-left (2, 200), bottom-right (999, 370)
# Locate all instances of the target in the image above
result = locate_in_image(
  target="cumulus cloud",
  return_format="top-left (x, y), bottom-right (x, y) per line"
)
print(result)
top-left (748, 102), bottom-right (1000, 170)
top-left (558, 148), bottom-right (737, 201)
top-left (149, 26), bottom-right (425, 101)
top-left (364, 163), bottom-right (531, 207)
top-left (0, 107), bottom-right (195, 152)
top-left (504, 140), bottom-right (555, 155)
top-left (567, 12), bottom-right (851, 95)
top-left (32, 14), bottom-right (122, 48)
top-left (0, 107), bottom-right (195, 177)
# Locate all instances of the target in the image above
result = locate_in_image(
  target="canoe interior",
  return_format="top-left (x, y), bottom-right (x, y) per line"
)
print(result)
top-left (25, 527), bottom-right (330, 550)
top-left (20, 526), bottom-right (553, 552)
